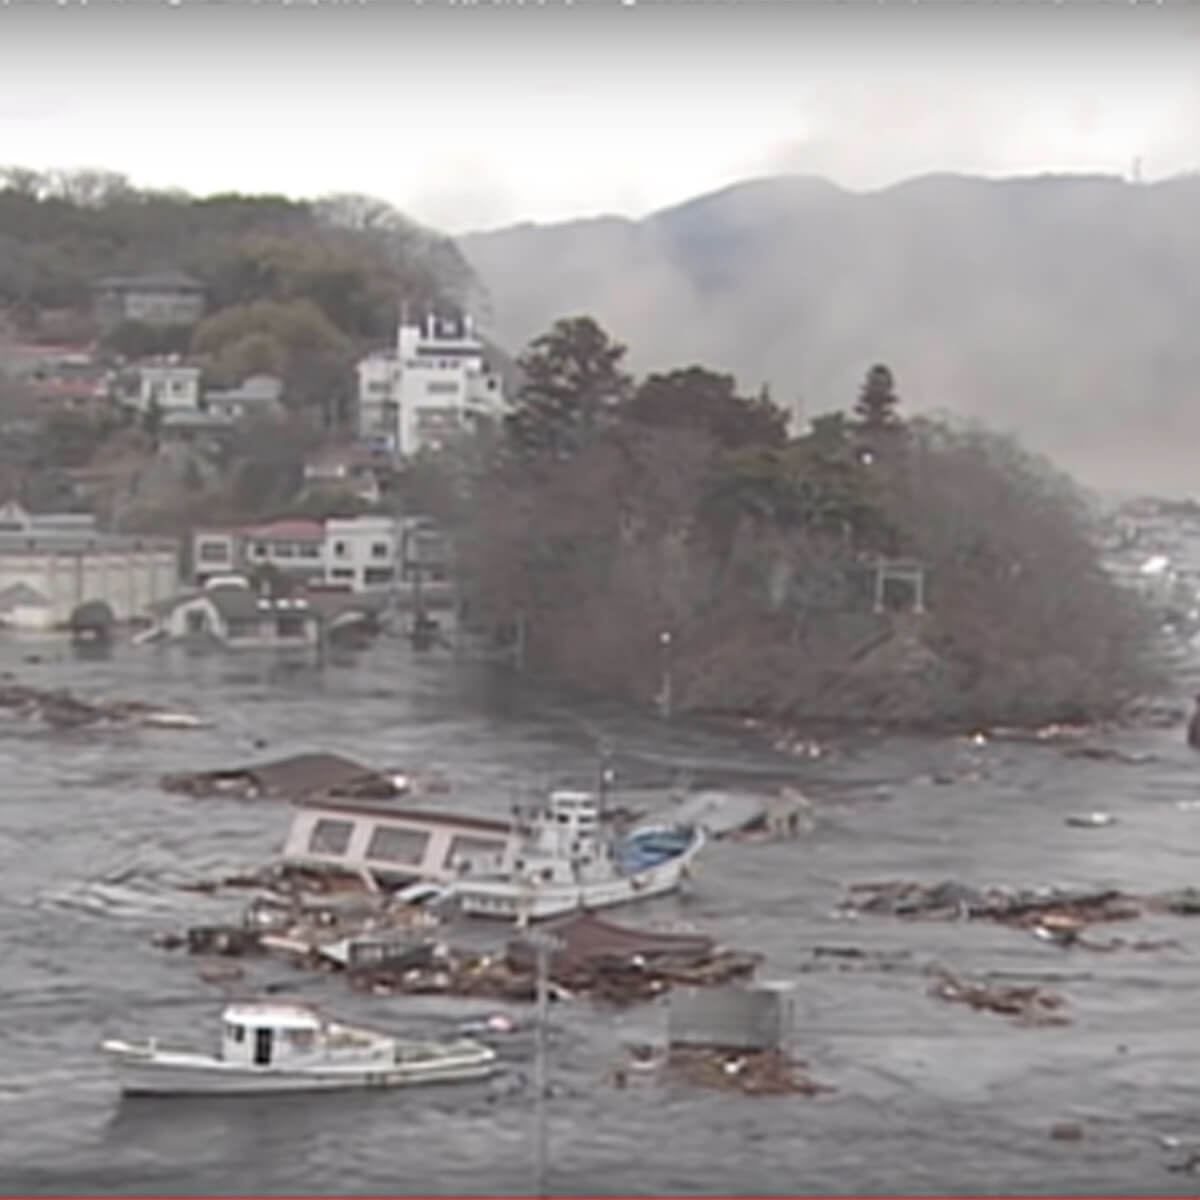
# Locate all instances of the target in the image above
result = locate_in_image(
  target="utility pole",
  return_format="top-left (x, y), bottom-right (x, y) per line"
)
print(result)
top-left (521, 927), bottom-right (561, 1198)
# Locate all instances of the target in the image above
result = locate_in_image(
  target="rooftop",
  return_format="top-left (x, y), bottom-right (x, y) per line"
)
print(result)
top-left (243, 519), bottom-right (325, 542)
top-left (222, 1002), bottom-right (321, 1030)
top-left (93, 271), bottom-right (205, 292)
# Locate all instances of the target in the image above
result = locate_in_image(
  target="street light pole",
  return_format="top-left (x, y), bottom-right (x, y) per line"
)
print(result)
top-left (658, 630), bottom-right (673, 720)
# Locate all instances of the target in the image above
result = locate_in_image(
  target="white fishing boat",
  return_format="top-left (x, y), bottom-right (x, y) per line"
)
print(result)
top-left (451, 789), bottom-right (705, 922)
top-left (101, 1001), bottom-right (498, 1096)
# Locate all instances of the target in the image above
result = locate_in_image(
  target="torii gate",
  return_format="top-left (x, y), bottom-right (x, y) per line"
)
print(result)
top-left (867, 555), bottom-right (927, 615)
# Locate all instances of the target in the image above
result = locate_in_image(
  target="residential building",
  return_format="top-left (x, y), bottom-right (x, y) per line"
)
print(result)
top-left (191, 514), bottom-right (402, 593)
top-left (324, 515), bottom-right (398, 591)
top-left (24, 353), bottom-right (112, 414)
top-left (240, 519), bottom-right (327, 584)
top-left (91, 272), bottom-right (207, 331)
top-left (203, 374), bottom-right (285, 422)
top-left (160, 409), bottom-right (235, 447)
top-left (0, 501), bottom-right (179, 630)
top-left (121, 359), bottom-right (202, 414)
top-left (354, 307), bottom-right (506, 456)
top-left (303, 444), bottom-right (385, 506)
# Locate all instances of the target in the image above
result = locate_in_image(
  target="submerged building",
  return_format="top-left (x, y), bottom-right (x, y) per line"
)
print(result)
top-left (0, 502), bottom-right (179, 631)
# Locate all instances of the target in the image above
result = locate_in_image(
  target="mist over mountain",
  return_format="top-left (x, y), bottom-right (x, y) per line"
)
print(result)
top-left (460, 172), bottom-right (1200, 495)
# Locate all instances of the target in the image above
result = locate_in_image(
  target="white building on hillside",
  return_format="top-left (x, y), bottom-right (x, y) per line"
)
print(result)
top-left (122, 359), bottom-right (202, 414)
top-left (355, 308), bottom-right (506, 456)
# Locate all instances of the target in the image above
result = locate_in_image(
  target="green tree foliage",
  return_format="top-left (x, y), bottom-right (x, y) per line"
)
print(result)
top-left (288, 487), bottom-right (371, 520)
top-left (624, 366), bottom-right (789, 450)
top-left (853, 363), bottom-right (901, 431)
top-left (504, 317), bottom-right (633, 460)
top-left (102, 320), bottom-right (192, 359)
top-left (456, 331), bottom-right (1155, 727)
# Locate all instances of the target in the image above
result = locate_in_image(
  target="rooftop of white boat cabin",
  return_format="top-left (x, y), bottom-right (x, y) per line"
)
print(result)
top-left (222, 1001), bottom-right (321, 1030)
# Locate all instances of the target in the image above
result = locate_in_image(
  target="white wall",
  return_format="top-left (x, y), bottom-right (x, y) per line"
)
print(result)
top-left (0, 548), bottom-right (180, 624)
top-left (324, 516), bottom-right (398, 591)
top-left (137, 365), bottom-right (201, 413)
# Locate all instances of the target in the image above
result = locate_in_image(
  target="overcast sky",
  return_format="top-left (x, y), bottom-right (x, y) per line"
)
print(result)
top-left (0, 1), bottom-right (1197, 234)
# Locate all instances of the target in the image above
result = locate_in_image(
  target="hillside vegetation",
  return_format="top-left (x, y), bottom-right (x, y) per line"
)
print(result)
top-left (460, 172), bottom-right (1200, 494)
top-left (0, 168), bottom-right (481, 525)
top-left (421, 316), bottom-right (1158, 730)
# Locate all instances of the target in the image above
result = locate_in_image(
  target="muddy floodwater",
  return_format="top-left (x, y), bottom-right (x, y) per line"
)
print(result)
top-left (4, 637), bottom-right (1200, 1195)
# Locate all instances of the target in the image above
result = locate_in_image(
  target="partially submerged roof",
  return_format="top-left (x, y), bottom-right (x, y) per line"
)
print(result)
top-left (0, 581), bottom-right (50, 610)
top-left (161, 751), bottom-right (401, 801)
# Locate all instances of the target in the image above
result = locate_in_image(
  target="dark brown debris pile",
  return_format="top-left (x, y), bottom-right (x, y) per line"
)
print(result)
top-left (927, 969), bottom-right (1069, 1027)
top-left (842, 880), bottom-right (1142, 929)
top-left (352, 912), bottom-right (762, 1007)
top-left (664, 1047), bottom-right (834, 1097)
top-left (800, 945), bottom-right (915, 972)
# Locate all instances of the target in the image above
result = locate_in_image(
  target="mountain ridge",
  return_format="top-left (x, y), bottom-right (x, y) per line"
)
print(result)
top-left (460, 170), bottom-right (1200, 493)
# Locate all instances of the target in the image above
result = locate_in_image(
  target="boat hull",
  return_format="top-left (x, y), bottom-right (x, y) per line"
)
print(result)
top-left (104, 1044), bottom-right (498, 1097)
top-left (454, 826), bottom-right (706, 921)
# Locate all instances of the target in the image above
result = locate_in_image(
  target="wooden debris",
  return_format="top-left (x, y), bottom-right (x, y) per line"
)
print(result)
top-left (928, 969), bottom-right (1069, 1026)
top-left (0, 680), bottom-right (204, 731)
top-left (665, 1047), bottom-right (833, 1097)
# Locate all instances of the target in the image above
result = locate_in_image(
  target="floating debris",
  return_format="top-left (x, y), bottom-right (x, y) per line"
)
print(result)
top-left (801, 945), bottom-right (915, 972)
top-left (0, 680), bottom-right (206, 731)
top-left (842, 880), bottom-right (1142, 928)
top-left (352, 913), bottom-right (761, 1008)
top-left (1062, 746), bottom-right (1155, 765)
top-left (160, 753), bottom-right (408, 801)
top-left (1064, 812), bottom-right (1118, 828)
top-left (663, 1047), bottom-right (833, 1097)
top-left (927, 969), bottom-right (1069, 1026)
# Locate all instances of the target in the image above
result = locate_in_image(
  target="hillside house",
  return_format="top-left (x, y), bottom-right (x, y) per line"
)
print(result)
top-left (302, 444), bottom-right (384, 505)
top-left (354, 306), bottom-right (506, 456)
top-left (203, 374), bottom-right (285, 422)
top-left (92, 272), bottom-right (206, 331)
top-left (120, 359), bottom-right (202, 414)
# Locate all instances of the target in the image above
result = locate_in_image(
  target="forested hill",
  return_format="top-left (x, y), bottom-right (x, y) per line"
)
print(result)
top-left (0, 167), bottom-right (480, 412)
top-left (459, 171), bottom-right (1200, 495)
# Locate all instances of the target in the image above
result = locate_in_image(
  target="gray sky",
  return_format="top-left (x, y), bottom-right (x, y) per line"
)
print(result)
top-left (1, 1), bottom-right (1197, 233)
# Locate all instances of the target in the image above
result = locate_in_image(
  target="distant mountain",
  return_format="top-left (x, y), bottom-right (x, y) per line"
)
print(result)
top-left (459, 172), bottom-right (1200, 494)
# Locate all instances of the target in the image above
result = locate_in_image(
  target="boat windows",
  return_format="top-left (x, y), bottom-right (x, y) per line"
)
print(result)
top-left (541, 868), bottom-right (554, 882)
top-left (225, 1022), bottom-right (245, 1043)
top-left (285, 1029), bottom-right (316, 1051)
top-left (309, 818), bottom-right (354, 856)
top-left (366, 825), bottom-right (429, 865)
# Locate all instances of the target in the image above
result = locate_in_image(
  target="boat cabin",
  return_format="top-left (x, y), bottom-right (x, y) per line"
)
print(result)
top-left (509, 790), bottom-right (614, 886)
top-left (219, 1002), bottom-right (390, 1068)
top-left (281, 798), bottom-right (522, 887)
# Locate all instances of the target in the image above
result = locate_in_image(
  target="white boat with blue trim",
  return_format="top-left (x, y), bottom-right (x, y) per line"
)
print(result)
top-left (102, 1001), bottom-right (498, 1096)
top-left (451, 788), bottom-right (706, 922)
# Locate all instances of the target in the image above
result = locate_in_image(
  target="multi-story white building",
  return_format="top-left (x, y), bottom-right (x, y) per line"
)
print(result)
top-left (354, 308), bottom-right (506, 456)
